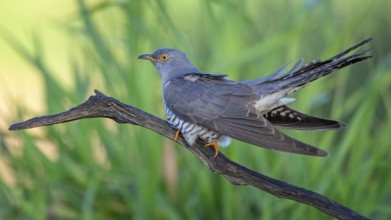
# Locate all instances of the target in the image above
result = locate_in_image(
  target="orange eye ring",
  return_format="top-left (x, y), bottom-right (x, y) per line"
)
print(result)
top-left (159, 54), bottom-right (170, 61)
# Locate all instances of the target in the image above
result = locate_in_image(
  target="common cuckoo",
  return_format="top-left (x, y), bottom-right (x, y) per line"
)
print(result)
top-left (138, 39), bottom-right (372, 157)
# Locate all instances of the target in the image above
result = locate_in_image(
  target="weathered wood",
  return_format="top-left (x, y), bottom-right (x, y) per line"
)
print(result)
top-left (9, 90), bottom-right (369, 220)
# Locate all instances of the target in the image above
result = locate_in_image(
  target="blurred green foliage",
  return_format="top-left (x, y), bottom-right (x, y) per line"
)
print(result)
top-left (1, 0), bottom-right (391, 219)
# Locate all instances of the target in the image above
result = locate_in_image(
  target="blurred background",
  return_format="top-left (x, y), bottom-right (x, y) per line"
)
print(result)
top-left (0, 0), bottom-right (390, 219)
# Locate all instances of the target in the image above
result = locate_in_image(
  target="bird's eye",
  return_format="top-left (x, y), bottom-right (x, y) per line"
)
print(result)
top-left (159, 54), bottom-right (170, 61)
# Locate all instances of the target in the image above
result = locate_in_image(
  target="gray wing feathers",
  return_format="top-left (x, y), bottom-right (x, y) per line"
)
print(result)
top-left (164, 76), bottom-right (327, 156)
top-left (215, 117), bottom-right (327, 156)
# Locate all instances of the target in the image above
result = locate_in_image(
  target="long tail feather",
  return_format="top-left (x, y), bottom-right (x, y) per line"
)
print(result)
top-left (255, 38), bottom-right (372, 94)
top-left (265, 105), bottom-right (347, 130)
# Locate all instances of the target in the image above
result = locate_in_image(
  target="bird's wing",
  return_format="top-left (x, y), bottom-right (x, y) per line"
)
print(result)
top-left (164, 74), bottom-right (327, 156)
top-left (265, 105), bottom-right (347, 130)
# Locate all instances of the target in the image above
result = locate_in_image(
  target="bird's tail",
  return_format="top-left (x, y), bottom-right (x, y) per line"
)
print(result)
top-left (253, 38), bottom-right (372, 95)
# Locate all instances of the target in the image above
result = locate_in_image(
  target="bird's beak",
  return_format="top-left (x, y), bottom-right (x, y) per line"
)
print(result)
top-left (138, 54), bottom-right (155, 61)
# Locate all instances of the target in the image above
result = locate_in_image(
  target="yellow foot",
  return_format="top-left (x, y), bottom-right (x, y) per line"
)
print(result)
top-left (205, 141), bottom-right (219, 158)
top-left (175, 129), bottom-right (180, 141)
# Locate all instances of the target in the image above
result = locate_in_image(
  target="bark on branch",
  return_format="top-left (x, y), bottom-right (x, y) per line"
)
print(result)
top-left (9, 90), bottom-right (368, 220)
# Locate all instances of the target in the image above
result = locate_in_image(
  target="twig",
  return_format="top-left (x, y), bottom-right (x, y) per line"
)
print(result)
top-left (9, 90), bottom-right (369, 220)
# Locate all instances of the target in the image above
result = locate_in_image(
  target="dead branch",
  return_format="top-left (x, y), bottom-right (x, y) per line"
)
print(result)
top-left (9, 90), bottom-right (369, 220)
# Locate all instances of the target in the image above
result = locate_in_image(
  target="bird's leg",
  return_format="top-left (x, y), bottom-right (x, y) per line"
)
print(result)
top-left (205, 141), bottom-right (219, 158)
top-left (175, 129), bottom-right (181, 141)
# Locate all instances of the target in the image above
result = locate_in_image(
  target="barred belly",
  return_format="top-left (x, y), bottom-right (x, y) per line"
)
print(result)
top-left (165, 106), bottom-right (231, 147)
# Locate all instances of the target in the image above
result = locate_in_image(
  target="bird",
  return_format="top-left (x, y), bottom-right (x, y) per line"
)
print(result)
top-left (138, 38), bottom-right (372, 157)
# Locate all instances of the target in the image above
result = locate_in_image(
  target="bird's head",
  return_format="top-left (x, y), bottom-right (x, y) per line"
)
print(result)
top-left (138, 48), bottom-right (202, 82)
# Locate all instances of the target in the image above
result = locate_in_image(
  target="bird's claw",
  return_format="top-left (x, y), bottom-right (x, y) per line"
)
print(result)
top-left (175, 129), bottom-right (180, 141)
top-left (205, 141), bottom-right (219, 158)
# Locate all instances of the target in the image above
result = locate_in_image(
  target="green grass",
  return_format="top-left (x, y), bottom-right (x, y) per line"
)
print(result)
top-left (1, 0), bottom-right (390, 219)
